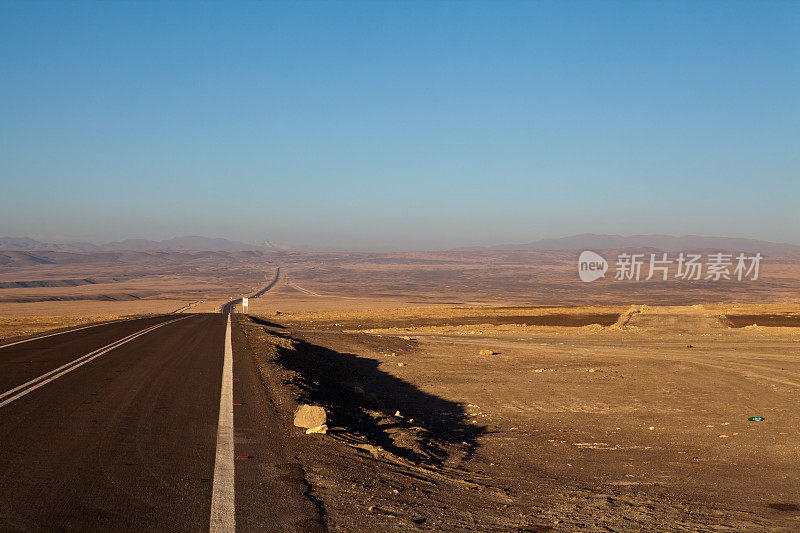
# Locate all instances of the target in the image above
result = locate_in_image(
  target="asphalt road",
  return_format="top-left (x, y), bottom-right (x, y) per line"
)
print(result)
top-left (219, 268), bottom-right (281, 314)
top-left (0, 313), bottom-right (321, 532)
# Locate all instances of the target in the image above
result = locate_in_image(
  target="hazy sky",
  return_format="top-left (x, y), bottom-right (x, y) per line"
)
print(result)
top-left (1, 1), bottom-right (798, 250)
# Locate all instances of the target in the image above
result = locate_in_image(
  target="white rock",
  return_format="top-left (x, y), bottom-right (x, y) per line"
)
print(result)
top-left (305, 424), bottom-right (328, 434)
top-left (294, 404), bottom-right (327, 429)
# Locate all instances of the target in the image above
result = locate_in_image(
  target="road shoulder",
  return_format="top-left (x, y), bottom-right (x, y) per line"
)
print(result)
top-left (235, 314), bottom-right (557, 532)
top-left (231, 315), bottom-right (325, 532)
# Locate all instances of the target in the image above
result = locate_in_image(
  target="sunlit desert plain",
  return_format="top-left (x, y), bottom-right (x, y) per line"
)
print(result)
top-left (2, 248), bottom-right (799, 530)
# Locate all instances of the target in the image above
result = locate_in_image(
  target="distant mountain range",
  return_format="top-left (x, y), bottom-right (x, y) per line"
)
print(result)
top-left (2, 234), bottom-right (799, 254)
top-left (0, 236), bottom-right (282, 253)
top-left (454, 234), bottom-right (800, 253)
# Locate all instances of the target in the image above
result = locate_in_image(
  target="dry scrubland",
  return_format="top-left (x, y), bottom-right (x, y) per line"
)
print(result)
top-left (0, 249), bottom-right (275, 338)
top-left (262, 249), bottom-right (800, 306)
top-left (0, 249), bottom-right (275, 312)
top-left (2, 248), bottom-right (799, 529)
top-left (3, 248), bottom-right (800, 315)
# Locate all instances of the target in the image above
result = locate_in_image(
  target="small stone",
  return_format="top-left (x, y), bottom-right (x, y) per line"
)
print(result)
top-left (294, 404), bottom-right (327, 429)
top-left (479, 349), bottom-right (497, 356)
top-left (397, 363), bottom-right (405, 367)
top-left (305, 424), bottom-right (328, 434)
top-left (394, 410), bottom-right (401, 417)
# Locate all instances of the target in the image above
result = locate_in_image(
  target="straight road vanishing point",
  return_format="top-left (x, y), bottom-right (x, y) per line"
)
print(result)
top-left (0, 309), bottom-right (320, 532)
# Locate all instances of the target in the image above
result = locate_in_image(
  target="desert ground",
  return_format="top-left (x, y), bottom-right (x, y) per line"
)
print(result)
top-left (238, 304), bottom-right (799, 531)
top-left (1, 248), bottom-right (799, 530)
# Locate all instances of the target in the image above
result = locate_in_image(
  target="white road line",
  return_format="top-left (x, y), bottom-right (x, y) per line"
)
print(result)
top-left (0, 320), bottom-right (120, 350)
top-left (0, 318), bottom-right (174, 402)
top-left (0, 316), bottom-right (190, 409)
top-left (210, 314), bottom-right (236, 533)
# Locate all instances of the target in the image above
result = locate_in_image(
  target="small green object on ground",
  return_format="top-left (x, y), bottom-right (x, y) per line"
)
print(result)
top-left (747, 416), bottom-right (764, 421)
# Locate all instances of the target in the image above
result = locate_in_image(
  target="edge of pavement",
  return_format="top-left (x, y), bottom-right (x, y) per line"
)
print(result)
top-left (230, 314), bottom-right (326, 533)
top-left (231, 314), bottom-right (540, 532)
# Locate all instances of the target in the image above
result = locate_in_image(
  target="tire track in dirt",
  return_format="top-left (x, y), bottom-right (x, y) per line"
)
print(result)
top-left (286, 279), bottom-right (359, 300)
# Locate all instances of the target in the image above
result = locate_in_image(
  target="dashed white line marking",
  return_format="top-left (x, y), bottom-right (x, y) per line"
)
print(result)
top-left (210, 314), bottom-right (236, 532)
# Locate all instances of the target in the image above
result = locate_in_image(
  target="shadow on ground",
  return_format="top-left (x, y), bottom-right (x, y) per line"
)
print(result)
top-left (263, 325), bottom-right (486, 466)
top-left (250, 316), bottom-right (286, 329)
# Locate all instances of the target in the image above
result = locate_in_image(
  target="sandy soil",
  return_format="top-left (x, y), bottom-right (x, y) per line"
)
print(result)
top-left (0, 300), bottom-right (194, 318)
top-left (240, 304), bottom-right (800, 531)
top-left (0, 250), bottom-right (274, 317)
top-left (0, 315), bottom-right (128, 342)
top-left (266, 250), bottom-right (800, 307)
top-left (2, 248), bottom-right (799, 530)
top-left (3, 248), bottom-right (799, 317)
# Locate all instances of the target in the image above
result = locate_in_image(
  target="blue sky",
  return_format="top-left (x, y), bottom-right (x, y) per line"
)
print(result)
top-left (1, 1), bottom-right (798, 250)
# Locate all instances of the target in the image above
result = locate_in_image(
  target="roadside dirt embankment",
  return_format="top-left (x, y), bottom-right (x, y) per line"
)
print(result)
top-left (611, 304), bottom-right (731, 331)
top-left (237, 314), bottom-right (559, 532)
top-left (237, 305), bottom-right (800, 531)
